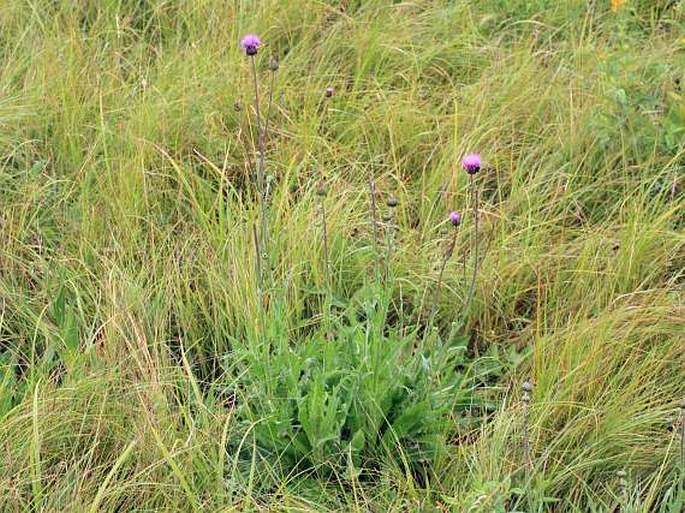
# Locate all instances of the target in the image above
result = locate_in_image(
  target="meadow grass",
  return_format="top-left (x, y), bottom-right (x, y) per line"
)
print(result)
top-left (0, 0), bottom-right (683, 511)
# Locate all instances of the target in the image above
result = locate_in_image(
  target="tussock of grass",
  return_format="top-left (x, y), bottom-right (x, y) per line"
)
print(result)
top-left (0, 0), bottom-right (683, 510)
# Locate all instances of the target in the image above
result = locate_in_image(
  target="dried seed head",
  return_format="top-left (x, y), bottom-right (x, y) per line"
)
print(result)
top-left (387, 195), bottom-right (398, 208)
top-left (522, 380), bottom-right (533, 393)
top-left (233, 100), bottom-right (242, 112)
top-left (382, 212), bottom-right (392, 222)
top-left (268, 56), bottom-right (279, 71)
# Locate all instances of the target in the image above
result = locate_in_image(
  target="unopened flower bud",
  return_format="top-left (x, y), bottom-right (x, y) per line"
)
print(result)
top-left (315, 181), bottom-right (328, 197)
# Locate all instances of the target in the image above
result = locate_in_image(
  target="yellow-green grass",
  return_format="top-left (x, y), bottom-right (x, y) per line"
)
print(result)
top-left (0, 0), bottom-right (683, 511)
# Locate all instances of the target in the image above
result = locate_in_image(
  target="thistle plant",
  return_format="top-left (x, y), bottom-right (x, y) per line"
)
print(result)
top-left (241, 33), bottom-right (271, 282)
top-left (463, 153), bottom-right (481, 313)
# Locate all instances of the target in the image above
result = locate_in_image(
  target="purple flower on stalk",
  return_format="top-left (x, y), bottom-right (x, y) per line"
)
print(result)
top-left (462, 153), bottom-right (481, 175)
top-left (325, 86), bottom-right (334, 98)
top-left (448, 211), bottom-right (462, 227)
top-left (240, 34), bottom-right (261, 56)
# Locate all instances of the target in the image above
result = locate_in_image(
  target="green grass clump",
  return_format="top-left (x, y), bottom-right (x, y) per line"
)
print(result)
top-left (1, 0), bottom-right (684, 511)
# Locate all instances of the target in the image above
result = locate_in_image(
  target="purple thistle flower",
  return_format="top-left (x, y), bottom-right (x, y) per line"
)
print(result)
top-left (240, 34), bottom-right (261, 56)
top-left (462, 153), bottom-right (481, 175)
top-left (325, 86), bottom-right (334, 98)
top-left (448, 211), bottom-right (462, 227)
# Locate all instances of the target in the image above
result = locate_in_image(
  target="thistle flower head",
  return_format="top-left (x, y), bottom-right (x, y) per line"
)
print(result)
top-left (448, 211), bottom-right (461, 227)
top-left (268, 56), bottom-right (279, 71)
top-left (387, 195), bottom-right (398, 208)
top-left (240, 34), bottom-right (261, 56)
top-left (462, 153), bottom-right (481, 175)
top-left (325, 86), bottom-right (334, 98)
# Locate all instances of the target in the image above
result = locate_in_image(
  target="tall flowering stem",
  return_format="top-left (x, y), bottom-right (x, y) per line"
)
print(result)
top-left (321, 86), bottom-right (334, 137)
top-left (463, 153), bottom-right (481, 313)
top-left (319, 87), bottom-right (334, 290)
top-left (521, 380), bottom-right (533, 478)
top-left (251, 58), bottom-right (269, 267)
top-left (316, 181), bottom-right (330, 291)
top-left (252, 222), bottom-right (262, 290)
top-left (317, 87), bottom-right (335, 340)
top-left (263, 57), bottom-right (278, 203)
top-left (242, 34), bottom-right (270, 283)
top-left (368, 170), bottom-right (381, 279)
top-left (265, 57), bottom-right (278, 133)
top-left (317, 182), bottom-right (332, 341)
top-left (384, 195), bottom-right (398, 284)
top-left (468, 175), bottom-right (479, 306)
top-left (427, 211), bottom-right (461, 333)
top-left (252, 222), bottom-right (267, 338)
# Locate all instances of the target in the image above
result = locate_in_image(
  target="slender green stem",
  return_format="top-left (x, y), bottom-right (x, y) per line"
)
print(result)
top-left (252, 222), bottom-right (262, 297)
top-left (321, 201), bottom-right (330, 289)
top-left (384, 212), bottom-right (394, 285)
top-left (368, 171), bottom-right (381, 280)
top-left (250, 57), bottom-right (269, 273)
top-left (522, 381), bottom-right (533, 479)
top-left (252, 223), bottom-right (267, 342)
top-left (263, 69), bottom-right (276, 202)
top-left (318, 192), bottom-right (331, 340)
top-left (465, 174), bottom-right (479, 312)
top-left (264, 70), bottom-right (276, 144)
top-left (428, 227), bottom-right (458, 333)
